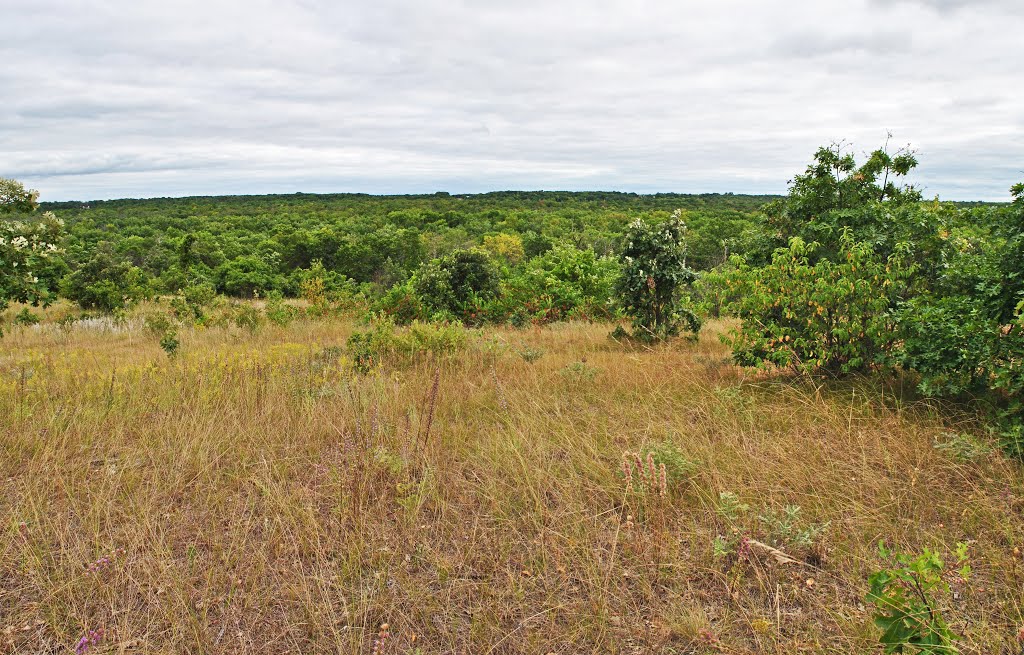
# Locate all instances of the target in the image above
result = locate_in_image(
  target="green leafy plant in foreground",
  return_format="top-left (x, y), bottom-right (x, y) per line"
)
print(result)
top-left (866, 541), bottom-right (970, 653)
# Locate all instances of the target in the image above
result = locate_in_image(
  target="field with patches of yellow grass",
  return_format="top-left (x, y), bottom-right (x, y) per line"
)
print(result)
top-left (2, 311), bottom-right (1023, 654)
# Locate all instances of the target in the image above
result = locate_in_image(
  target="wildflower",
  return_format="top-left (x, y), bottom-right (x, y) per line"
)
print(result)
top-left (371, 623), bottom-right (390, 655)
top-left (74, 628), bottom-right (104, 654)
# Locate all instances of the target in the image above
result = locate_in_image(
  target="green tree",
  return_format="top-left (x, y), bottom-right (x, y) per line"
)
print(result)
top-left (60, 243), bottom-right (150, 312)
top-left (413, 249), bottom-right (498, 319)
top-left (761, 138), bottom-right (921, 261)
top-left (1, 178), bottom-right (66, 309)
top-left (615, 211), bottom-right (700, 340)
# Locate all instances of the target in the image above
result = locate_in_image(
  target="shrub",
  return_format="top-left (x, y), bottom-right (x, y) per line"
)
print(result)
top-left (723, 231), bottom-right (907, 374)
top-left (232, 304), bottom-right (264, 332)
top-left (373, 279), bottom-right (428, 325)
top-left (159, 328), bottom-right (180, 358)
top-left (1, 179), bottom-right (66, 309)
top-left (143, 311), bottom-right (174, 336)
top-left (265, 291), bottom-right (299, 326)
top-left (13, 307), bottom-right (41, 325)
top-left (170, 282), bottom-right (217, 323)
top-left (347, 319), bottom-right (466, 372)
top-left (616, 211), bottom-right (701, 341)
top-left (502, 243), bottom-right (619, 324)
top-left (866, 542), bottom-right (970, 653)
top-left (60, 244), bottom-right (150, 313)
top-left (413, 249), bottom-right (499, 320)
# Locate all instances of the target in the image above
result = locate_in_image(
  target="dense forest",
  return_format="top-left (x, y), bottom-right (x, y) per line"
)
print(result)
top-left (35, 191), bottom-right (772, 300)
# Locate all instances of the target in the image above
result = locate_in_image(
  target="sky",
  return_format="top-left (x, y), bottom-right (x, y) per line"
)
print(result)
top-left (3, 0), bottom-right (1022, 202)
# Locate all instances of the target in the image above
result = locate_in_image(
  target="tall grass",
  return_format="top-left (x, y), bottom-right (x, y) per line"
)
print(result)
top-left (1, 310), bottom-right (1022, 653)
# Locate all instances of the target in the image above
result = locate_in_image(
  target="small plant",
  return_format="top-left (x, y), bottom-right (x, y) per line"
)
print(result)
top-left (713, 491), bottom-right (751, 559)
top-left (758, 504), bottom-right (829, 550)
top-left (560, 360), bottom-right (599, 384)
top-left (932, 432), bottom-right (994, 462)
top-left (265, 291), bottom-right (298, 326)
top-left (13, 308), bottom-right (41, 325)
top-left (716, 491), bottom-right (750, 522)
top-left (159, 328), bottom-right (180, 358)
top-left (232, 304), bottom-right (263, 332)
top-left (621, 451), bottom-right (667, 497)
top-left (74, 628), bottom-right (104, 655)
top-left (517, 345), bottom-right (544, 364)
top-left (143, 311), bottom-right (173, 336)
top-left (347, 319), bottom-right (466, 373)
top-left (866, 541), bottom-right (970, 653)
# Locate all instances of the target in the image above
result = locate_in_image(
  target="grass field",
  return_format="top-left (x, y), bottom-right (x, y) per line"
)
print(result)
top-left (2, 310), bottom-right (1023, 654)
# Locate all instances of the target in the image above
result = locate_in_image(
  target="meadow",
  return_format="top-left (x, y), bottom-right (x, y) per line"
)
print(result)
top-left (2, 307), bottom-right (1022, 654)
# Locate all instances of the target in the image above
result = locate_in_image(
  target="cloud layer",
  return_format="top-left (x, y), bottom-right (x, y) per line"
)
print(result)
top-left (3, 0), bottom-right (1022, 201)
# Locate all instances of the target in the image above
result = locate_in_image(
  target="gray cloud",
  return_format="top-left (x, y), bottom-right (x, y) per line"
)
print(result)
top-left (2, 0), bottom-right (1022, 201)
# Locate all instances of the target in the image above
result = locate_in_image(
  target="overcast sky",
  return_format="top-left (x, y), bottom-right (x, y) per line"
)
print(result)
top-left (3, 0), bottom-right (1022, 201)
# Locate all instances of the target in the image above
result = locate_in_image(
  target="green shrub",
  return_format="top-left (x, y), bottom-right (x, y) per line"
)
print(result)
top-left (615, 211), bottom-right (701, 341)
top-left (500, 243), bottom-right (619, 324)
top-left (412, 249), bottom-right (498, 320)
top-left (60, 244), bottom-right (150, 313)
top-left (264, 291), bottom-right (298, 326)
top-left (866, 542), bottom-right (969, 653)
top-left (723, 231), bottom-right (907, 374)
top-left (159, 328), bottom-right (180, 358)
top-left (373, 279), bottom-right (428, 325)
top-left (232, 304), bottom-right (264, 332)
top-left (13, 307), bottom-right (41, 325)
top-left (143, 311), bottom-right (174, 336)
top-left (347, 319), bottom-right (466, 373)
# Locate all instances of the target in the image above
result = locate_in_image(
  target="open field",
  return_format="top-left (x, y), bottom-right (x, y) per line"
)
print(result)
top-left (2, 312), bottom-right (1023, 654)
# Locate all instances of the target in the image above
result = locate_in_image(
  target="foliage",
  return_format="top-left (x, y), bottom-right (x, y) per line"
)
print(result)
top-left (169, 282), bottom-right (218, 323)
top-left (1, 178), bottom-right (66, 309)
top-left (500, 243), bottom-right (618, 324)
top-left (347, 318), bottom-right (466, 372)
top-left (13, 307), bottom-right (42, 326)
top-left (616, 211), bottom-right (701, 340)
top-left (724, 231), bottom-right (908, 373)
top-left (41, 191), bottom-right (766, 305)
top-left (60, 243), bottom-right (150, 312)
top-left (481, 233), bottom-right (525, 265)
top-left (757, 505), bottom-right (829, 550)
top-left (232, 303), bottom-right (264, 332)
top-left (761, 139), bottom-right (921, 260)
top-left (264, 291), bottom-right (299, 326)
top-left (866, 542), bottom-right (970, 653)
top-left (412, 249), bottom-right (499, 322)
top-left (159, 328), bottom-right (180, 358)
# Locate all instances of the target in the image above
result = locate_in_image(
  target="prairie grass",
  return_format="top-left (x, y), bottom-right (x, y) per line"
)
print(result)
top-left (1, 308), bottom-right (1023, 653)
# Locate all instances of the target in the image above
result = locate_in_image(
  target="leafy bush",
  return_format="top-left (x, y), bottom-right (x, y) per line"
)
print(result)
top-left (264, 291), bottom-right (299, 326)
top-left (143, 311), bottom-right (174, 336)
top-left (13, 307), bottom-right (41, 325)
top-left (413, 249), bottom-right (498, 321)
top-left (0, 185), bottom-right (66, 310)
top-left (60, 244), bottom-right (150, 313)
top-left (347, 319), bottom-right (466, 372)
top-left (373, 279), bottom-right (429, 324)
top-left (498, 243), bottom-right (618, 324)
top-left (170, 282), bottom-right (218, 323)
top-left (232, 304), bottom-right (264, 332)
top-left (724, 232), bottom-right (907, 374)
top-left (159, 328), bottom-right (180, 358)
top-left (866, 542), bottom-right (970, 653)
top-left (616, 211), bottom-right (701, 340)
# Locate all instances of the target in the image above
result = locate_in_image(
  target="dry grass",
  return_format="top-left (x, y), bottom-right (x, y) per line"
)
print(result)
top-left (1, 310), bottom-right (1023, 654)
